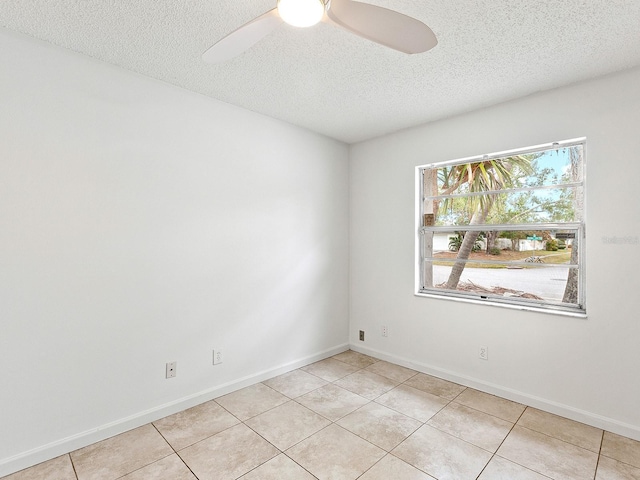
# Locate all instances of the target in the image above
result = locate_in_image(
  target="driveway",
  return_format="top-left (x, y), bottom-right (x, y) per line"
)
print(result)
top-left (433, 265), bottom-right (569, 301)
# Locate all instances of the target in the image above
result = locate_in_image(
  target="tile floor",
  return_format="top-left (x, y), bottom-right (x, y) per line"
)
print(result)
top-left (4, 350), bottom-right (640, 480)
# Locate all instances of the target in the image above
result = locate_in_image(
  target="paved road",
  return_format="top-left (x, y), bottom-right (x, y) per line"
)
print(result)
top-left (433, 265), bottom-right (569, 301)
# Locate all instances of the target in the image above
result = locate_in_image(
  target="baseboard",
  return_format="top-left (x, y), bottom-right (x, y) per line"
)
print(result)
top-left (350, 344), bottom-right (640, 442)
top-left (0, 343), bottom-right (349, 477)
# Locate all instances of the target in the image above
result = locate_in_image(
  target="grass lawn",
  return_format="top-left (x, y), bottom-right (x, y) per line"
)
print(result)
top-left (433, 249), bottom-right (571, 268)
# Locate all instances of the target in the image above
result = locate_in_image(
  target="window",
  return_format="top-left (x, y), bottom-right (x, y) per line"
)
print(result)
top-left (416, 138), bottom-right (586, 315)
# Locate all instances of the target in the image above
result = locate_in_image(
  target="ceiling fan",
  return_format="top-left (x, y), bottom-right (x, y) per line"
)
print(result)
top-left (202, 0), bottom-right (437, 63)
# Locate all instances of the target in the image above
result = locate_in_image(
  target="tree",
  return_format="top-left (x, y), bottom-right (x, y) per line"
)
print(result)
top-left (562, 146), bottom-right (583, 304)
top-left (482, 157), bottom-right (575, 253)
top-left (441, 156), bottom-right (533, 290)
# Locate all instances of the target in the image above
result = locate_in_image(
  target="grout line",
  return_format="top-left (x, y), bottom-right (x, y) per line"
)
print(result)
top-left (474, 453), bottom-right (495, 479)
top-left (177, 454), bottom-right (201, 480)
top-left (473, 405), bottom-right (529, 479)
top-left (68, 453), bottom-right (79, 480)
top-left (353, 452), bottom-right (390, 479)
top-left (281, 451), bottom-right (320, 479)
top-left (111, 451), bottom-right (176, 480)
top-left (150, 423), bottom-right (177, 454)
top-left (499, 422), bottom-right (600, 478)
top-left (447, 398), bottom-right (522, 424)
top-left (593, 429), bottom-right (605, 480)
top-left (512, 419), bottom-right (602, 453)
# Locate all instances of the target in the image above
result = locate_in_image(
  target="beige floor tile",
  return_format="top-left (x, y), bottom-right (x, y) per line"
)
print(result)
top-left (153, 400), bottom-right (239, 450)
top-left (215, 383), bottom-right (288, 421)
top-left (3, 455), bottom-right (76, 480)
top-left (497, 425), bottom-right (598, 480)
top-left (337, 402), bottom-right (422, 451)
top-left (263, 369), bottom-right (328, 398)
top-left (518, 407), bottom-right (603, 452)
top-left (300, 358), bottom-right (360, 382)
top-left (359, 454), bottom-right (436, 479)
top-left (404, 373), bottom-right (466, 400)
top-left (178, 423), bottom-right (278, 480)
top-left (392, 425), bottom-right (492, 480)
top-left (596, 455), bottom-right (640, 479)
top-left (295, 383), bottom-right (370, 421)
top-left (427, 402), bottom-right (513, 452)
top-left (365, 360), bottom-right (417, 383)
top-left (70, 424), bottom-right (173, 480)
top-left (375, 384), bottom-right (449, 422)
top-left (454, 388), bottom-right (526, 423)
top-left (334, 370), bottom-right (400, 400)
top-left (602, 432), bottom-right (640, 469)
top-left (478, 455), bottom-right (550, 479)
top-left (332, 350), bottom-right (379, 368)
top-left (245, 400), bottom-right (330, 450)
top-left (286, 424), bottom-right (386, 480)
top-left (120, 454), bottom-right (196, 480)
top-left (239, 454), bottom-right (316, 479)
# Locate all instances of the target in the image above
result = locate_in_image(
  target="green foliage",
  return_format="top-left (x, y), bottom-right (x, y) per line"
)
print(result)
top-left (448, 235), bottom-right (462, 251)
top-left (489, 247), bottom-right (501, 255)
top-left (545, 239), bottom-right (559, 251)
top-left (557, 239), bottom-right (566, 250)
top-left (448, 233), bottom-right (482, 252)
top-left (436, 155), bottom-right (535, 226)
top-left (433, 149), bottom-right (581, 230)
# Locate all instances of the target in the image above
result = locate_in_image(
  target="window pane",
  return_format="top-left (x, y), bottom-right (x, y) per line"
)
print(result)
top-left (422, 230), bottom-right (580, 306)
top-left (434, 145), bottom-right (583, 196)
top-left (431, 186), bottom-right (583, 226)
top-left (428, 261), bottom-right (576, 305)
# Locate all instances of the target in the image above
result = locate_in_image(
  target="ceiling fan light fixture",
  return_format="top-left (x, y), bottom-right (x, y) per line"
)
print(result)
top-left (277, 0), bottom-right (325, 28)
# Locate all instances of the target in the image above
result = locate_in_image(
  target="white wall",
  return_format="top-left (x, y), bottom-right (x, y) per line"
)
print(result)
top-left (350, 67), bottom-right (640, 439)
top-left (0, 29), bottom-right (349, 474)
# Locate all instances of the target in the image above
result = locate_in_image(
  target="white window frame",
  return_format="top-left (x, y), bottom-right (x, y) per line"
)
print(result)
top-left (415, 138), bottom-right (586, 316)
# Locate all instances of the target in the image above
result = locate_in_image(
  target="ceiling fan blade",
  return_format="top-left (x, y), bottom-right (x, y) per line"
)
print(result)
top-left (203, 8), bottom-right (283, 64)
top-left (324, 0), bottom-right (437, 54)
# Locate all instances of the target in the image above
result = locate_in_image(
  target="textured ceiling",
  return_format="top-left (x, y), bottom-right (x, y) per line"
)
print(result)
top-left (1, 0), bottom-right (640, 143)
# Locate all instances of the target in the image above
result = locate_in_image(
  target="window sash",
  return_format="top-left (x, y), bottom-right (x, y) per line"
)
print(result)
top-left (420, 137), bottom-right (585, 170)
top-left (416, 285), bottom-right (584, 314)
top-left (418, 224), bottom-right (584, 310)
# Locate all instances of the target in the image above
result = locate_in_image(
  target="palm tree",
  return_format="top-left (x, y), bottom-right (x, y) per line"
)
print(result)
top-left (440, 155), bottom-right (533, 290)
top-left (562, 146), bottom-right (583, 304)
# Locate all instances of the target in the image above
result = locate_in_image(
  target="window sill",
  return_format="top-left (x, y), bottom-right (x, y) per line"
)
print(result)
top-left (414, 290), bottom-right (587, 319)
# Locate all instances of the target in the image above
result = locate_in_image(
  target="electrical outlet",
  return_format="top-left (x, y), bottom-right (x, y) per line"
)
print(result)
top-left (359, 330), bottom-right (365, 341)
top-left (213, 349), bottom-right (223, 365)
top-left (479, 346), bottom-right (488, 360)
top-left (166, 361), bottom-right (177, 378)
top-left (381, 325), bottom-right (388, 337)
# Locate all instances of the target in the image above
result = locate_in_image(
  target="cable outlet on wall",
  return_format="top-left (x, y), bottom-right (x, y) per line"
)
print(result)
top-left (166, 361), bottom-right (177, 378)
top-left (381, 325), bottom-right (388, 337)
top-left (479, 346), bottom-right (488, 360)
top-left (359, 330), bottom-right (365, 341)
top-left (213, 349), bottom-right (223, 365)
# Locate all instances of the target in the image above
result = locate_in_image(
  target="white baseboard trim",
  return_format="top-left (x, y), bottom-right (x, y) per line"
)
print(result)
top-left (350, 344), bottom-right (640, 442)
top-left (0, 343), bottom-right (349, 478)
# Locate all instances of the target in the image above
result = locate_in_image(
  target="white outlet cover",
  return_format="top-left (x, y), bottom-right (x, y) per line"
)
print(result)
top-left (479, 346), bottom-right (488, 360)
top-left (213, 349), bottom-right (223, 365)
